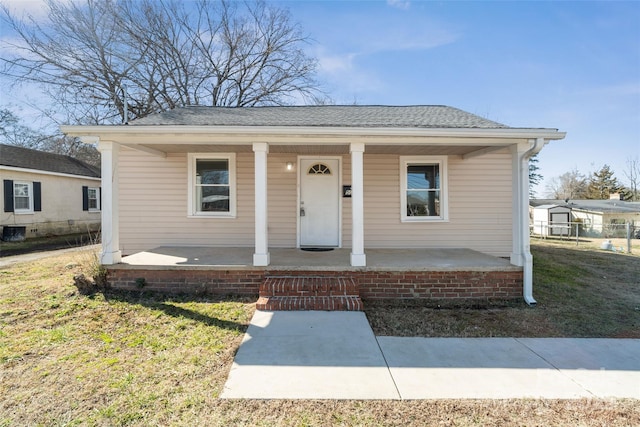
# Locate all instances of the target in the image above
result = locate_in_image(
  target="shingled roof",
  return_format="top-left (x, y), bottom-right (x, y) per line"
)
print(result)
top-left (0, 144), bottom-right (100, 178)
top-left (129, 105), bottom-right (509, 128)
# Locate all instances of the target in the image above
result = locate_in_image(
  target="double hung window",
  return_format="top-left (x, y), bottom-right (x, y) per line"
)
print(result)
top-left (13, 182), bottom-right (33, 213)
top-left (82, 186), bottom-right (101, 211)
top-left (3, 180), bottom-right (41, 214)
top-left (188, 153), bottom-right (236, 217)
top-left (400, 156), bottom-right (448, 222)
top-left (87, 187), bottom-right (100, 211)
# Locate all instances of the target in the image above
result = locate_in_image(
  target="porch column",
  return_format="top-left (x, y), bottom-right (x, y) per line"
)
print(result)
top-left (511, 138), bottom-right (545, 305)
top-left (253, 142), bottom-right (270, 266)
top-left (350, 142), bottom-right (366, 266)
top-left (97, 140), bottom-right (121, 265)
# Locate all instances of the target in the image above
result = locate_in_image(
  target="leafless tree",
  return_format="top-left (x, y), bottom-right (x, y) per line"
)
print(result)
top-left (0, 108), bottom-right (49, 148)
top-left (545, 168), bottom-right (588, 200)
top-left (1, 108), bottom-right (100, 167)
top-left (622, 156), bottom-right (640, 201)
top-left (0, 0), bottom-right (321, 125)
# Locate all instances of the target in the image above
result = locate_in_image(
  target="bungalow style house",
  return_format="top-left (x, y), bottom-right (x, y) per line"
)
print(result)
top-left (1, 144), bottom-right (101, 241)
top-left (61, 105), bottom-right (565, 308)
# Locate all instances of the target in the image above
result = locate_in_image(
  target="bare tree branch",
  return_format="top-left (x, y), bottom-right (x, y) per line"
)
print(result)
top-left (545, 169), bottom-right (588, 200)
top-left (0, 0), bottom-right (322, 125)
top-left (622, 156), bottom-right (640, 201)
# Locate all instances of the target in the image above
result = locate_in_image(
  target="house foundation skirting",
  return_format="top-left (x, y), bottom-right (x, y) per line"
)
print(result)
top-left (105, 268), bottom-right (523, 300)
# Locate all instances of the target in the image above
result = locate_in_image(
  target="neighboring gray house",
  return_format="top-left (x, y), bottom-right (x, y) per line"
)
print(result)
top-left (1, 144), bottom-right (101, 240)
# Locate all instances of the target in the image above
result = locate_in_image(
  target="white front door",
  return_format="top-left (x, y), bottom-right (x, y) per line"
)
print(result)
top-left (299, 158), bottom-right (340, 247)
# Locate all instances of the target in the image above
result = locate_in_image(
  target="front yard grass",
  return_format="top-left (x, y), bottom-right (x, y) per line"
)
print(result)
top-left (0, 242), bottom-right (638, 426)
top-left (366, 240), bottom-right (640, 338)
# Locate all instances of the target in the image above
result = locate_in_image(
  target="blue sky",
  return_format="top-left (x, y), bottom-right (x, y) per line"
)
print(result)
top-left (282, 0), bottom-right (640, 195)
top-left (2, 0), bottom-right (639, 196)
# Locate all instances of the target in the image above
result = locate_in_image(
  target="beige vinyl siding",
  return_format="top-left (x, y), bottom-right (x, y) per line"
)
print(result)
top-left (266, 154), bottom-right (297, 247)
top-left (363, 150), bottom-right (513, 257)
top-left (118, 148), bottom-right (513, 256)
top-left (119, 149), bottom-right (255, 254)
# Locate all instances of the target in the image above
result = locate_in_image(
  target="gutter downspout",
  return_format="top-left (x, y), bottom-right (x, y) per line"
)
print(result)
top-left (519, 137), bottom-right (546, 306)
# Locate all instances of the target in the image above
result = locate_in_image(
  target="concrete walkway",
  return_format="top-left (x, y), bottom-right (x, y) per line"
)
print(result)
top-left (222, 311), bottom-right (640, 400)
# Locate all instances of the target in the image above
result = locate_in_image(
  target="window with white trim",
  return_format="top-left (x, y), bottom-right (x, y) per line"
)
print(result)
top-left (4, 180), bottom-right (40, 214)
top-left (82, 186), bottom-right (101, 212)
top-left (88, 187), bottom-right (100, 211)
top-left (14, 181), bottom-right (33, 213)
top-left (188, 153), bottom-right (236, 217)
top-left (400, 156), bottom-right (448, 222)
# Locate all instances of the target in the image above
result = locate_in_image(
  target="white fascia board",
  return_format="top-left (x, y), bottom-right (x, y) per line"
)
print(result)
top-left (60, 125), bottom-right (566, 144)
top-left (0, 165), bottom-right (101, 181)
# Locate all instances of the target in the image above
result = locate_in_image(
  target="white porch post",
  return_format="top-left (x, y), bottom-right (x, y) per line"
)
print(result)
top-left (97, 140), bottom-right (121, 265)
top-left (350, 142), bottom-right (366, 266)
top-left (253, 142), bottom-right (270, 266)
top-left (511, 138), bottom-right (545, 305)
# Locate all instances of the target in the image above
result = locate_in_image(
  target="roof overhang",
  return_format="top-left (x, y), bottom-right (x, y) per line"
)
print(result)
top-left (60, 124), bottom-right (565, 156)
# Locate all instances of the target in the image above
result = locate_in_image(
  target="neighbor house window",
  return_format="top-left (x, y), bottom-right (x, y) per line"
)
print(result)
top-left (188, 153), bottom-right (236, 217)
top-left (3, 180), bottom-right (41, 214)
top-left (13, 182), bottom-right (33, 213)
top-left (82, 186), bottom-right (101, 212)
top-left (400, 156), bottom-right (448, 222)
top-left (88, 188), bottom-right (99, 210)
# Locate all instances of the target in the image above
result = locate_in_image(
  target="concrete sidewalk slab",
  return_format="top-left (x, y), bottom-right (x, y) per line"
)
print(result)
top-left (221, 311), bottom-right (400, 399)
top-left (518, 338), bottom-right (640, 398)
top-left (379, 337), bottom-right (591, 399)
top-left (222, 311), bottom-right (640, 400)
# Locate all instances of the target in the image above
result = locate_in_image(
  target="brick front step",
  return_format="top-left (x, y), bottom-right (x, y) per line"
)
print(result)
top-left (261, 276), bottom-right (358, 296)
top-left (256, 295), bottom-right (363, 311)
top-left (259, 276), bottom-right (363, 311)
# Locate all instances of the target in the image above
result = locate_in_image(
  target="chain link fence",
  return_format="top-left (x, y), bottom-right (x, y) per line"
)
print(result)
top-left (532, 221), bottom-right (639, 253)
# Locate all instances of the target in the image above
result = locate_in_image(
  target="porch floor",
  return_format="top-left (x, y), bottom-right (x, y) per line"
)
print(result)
top-left (117, 247), bottom-right (519, 271)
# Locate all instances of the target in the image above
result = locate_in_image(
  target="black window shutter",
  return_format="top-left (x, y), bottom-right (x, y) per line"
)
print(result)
top-left (98, 187), bottom-right (102, 210)
top-left (33, 182), bottom-right (42, 212)
top-left (3, 180), bottom-right (14, 212)
top-left (82, 186), bottom-right (89, 211)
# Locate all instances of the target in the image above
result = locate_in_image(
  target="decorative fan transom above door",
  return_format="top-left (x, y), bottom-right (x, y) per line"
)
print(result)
top-left (307, 163), bottom-right (332, 175)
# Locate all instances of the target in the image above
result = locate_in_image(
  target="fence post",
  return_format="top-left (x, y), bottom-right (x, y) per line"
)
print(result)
top-left (575, 223), bottom-right (579, 246)
top-left (627, 222), bottom-right (631, 254)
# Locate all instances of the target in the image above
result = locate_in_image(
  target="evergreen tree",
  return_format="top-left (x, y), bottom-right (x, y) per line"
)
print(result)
top-left (586, 165), bottom-right (626, 199)
top-left (528, 154), bottom-right (543, 198)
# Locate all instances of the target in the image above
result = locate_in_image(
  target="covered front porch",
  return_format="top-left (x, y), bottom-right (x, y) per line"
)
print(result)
top-left (60, 106), bottom-right (566, 305)
top-left (105, 247), bottom-right (524, 304)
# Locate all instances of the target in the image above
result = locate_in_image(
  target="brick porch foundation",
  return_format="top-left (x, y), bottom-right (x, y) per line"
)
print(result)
top-left (106, 268), bottom-right (523, 301)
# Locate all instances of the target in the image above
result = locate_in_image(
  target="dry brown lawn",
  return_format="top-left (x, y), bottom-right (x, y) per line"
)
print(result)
top-left (1, 243), bottom-right (638, 426)
top-left (367, 239), bottom-right (640, 338)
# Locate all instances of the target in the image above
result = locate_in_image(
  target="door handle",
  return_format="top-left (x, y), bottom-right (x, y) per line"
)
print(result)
top-left (300, 207), bottom-right (305, 217)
